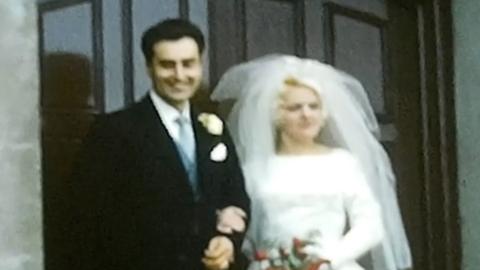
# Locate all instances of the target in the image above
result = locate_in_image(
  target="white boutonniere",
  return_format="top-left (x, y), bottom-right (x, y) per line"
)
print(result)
top-left (198, 113), bottom-right (223, 136)
top-left (210, 143), bottom-right (228, 162)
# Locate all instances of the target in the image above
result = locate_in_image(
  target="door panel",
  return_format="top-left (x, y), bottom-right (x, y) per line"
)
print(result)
top-left (209, 0), bottom-right (306, 82)
top-left (327, 0), bottom-right (387, 17)
top-left (102, 0), bottom-right (125, 111)
top-left (208, 0), bottom-right (243, 83)
top-left (42, 2), bottom-right (97, 109)
top-left (188, 0), bottom-right (210, 84)
top-left (324, 4), bottom-right (387, 115)
top-left (387, 3), bottom-right (426, 269)
top-left (244, 0), bottom-right (299, 58)
top-left (131, 0), bottom-right (179, 100)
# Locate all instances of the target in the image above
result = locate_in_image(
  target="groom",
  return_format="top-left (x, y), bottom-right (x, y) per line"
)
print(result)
top-left (70, 19), bottom-right (250, 270)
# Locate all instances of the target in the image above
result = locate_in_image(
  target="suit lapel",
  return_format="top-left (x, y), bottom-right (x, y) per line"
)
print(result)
top-left (138, 97), bottom-right (220, 199)
top-left (138, 96), bottom-right (190, 183)
top-left (191, 109), bottom-right (219, 170)
top-left (192, 110), bottom-right (210, 166)
top-left (191, 109), bottom-right (220, 195)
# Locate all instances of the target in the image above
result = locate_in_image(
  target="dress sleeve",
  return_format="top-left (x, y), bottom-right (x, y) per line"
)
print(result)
top-left (320, 151), bottom-right (384, 269)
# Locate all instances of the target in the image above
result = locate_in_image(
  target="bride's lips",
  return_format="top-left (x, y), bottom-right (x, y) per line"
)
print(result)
top-left (299, 121), bottom-right (315, 128)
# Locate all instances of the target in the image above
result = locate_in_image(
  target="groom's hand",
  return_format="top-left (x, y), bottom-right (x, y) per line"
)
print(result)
top-left (216, 206), bottom-right (247, 234)
top-left (202, 236), bottom-right (234, 270)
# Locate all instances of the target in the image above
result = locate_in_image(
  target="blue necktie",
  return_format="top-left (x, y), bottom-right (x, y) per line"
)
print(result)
top-left (176, 116), bottom-right (195, 161)
top-left (175, 116), bottom-right (199, 198)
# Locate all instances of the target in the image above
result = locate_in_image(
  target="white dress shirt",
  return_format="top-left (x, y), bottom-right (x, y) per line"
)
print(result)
top-left (149, 90), bottom-right (195, 144)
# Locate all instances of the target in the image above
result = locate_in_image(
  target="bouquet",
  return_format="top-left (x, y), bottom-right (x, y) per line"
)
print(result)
top-left (248, 230), bottom-right (331, 270)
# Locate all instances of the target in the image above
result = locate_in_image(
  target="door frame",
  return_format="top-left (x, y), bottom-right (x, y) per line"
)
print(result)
top-left (414, 0), bottom-right (460, 270)
top-left (208, 1), bottom-right (460, 270)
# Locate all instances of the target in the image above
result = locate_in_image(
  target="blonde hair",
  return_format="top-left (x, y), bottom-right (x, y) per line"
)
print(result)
top-left (283, 76), bottom-right (317, 92)
top-left (277, 76), bottom-right (320, 106)
top-left (274, 76), bottom-right (327, 149)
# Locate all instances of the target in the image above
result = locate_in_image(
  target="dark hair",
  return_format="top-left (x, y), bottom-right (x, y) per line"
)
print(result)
top-left (141, 18), bottom-right (205, 65)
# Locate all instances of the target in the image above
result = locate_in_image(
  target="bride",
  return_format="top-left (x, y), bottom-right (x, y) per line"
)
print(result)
top-left (211, 55), bottom-right (412, 270)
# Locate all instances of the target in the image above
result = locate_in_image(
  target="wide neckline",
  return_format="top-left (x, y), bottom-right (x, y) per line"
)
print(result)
top-left (274, 148), bottom-right (342, 159)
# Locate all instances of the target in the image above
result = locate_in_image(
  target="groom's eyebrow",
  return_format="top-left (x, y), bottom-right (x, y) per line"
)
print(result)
top-left (182, 58), bottom-right (199, 66)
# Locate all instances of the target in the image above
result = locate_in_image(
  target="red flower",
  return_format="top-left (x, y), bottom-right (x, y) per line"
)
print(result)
top-left (293, 237), bottom-right (303, 248)
top-left (255, 250), bottom-right (268, 261)
top-left (292, 238), bottom-right (307, 260)
top-left (307, 259), bottom-right (330, 270)
top-left (307, 262), bottom-right (321, 270)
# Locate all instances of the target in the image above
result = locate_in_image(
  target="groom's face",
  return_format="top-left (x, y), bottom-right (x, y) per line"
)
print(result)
top-left (148, 37), bottom-right (203, 110)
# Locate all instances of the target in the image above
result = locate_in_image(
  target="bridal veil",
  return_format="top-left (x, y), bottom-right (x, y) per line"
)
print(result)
top-left (211, 55), bottom-right (412, 270)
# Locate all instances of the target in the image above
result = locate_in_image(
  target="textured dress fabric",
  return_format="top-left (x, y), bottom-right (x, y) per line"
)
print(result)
top-left (246, 149), bottom-right (383, 270)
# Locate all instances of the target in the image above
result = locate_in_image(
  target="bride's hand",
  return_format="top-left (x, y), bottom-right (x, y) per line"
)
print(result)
top-left (216, 206), bottom-right (247, 234)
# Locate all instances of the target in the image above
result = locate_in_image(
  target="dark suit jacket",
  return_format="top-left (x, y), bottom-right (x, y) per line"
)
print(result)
top-left (69, 96), bottom-right (250, 270)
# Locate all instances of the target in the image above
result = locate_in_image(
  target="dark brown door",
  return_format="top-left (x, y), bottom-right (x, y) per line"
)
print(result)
top-left (39, 1), bottom-right (459, 270)
top-left (209, 1), bottom-right (459, 270)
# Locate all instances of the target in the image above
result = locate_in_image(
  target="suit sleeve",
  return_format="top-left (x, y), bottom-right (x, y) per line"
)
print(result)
top-left (67, 116), bottom-right (124, 270)
top-left (219, 127), bottom-right (251, 269)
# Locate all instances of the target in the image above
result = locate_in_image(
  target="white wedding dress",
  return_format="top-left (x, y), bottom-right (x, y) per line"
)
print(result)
top-left (245, 149), bottom-right (384, 270)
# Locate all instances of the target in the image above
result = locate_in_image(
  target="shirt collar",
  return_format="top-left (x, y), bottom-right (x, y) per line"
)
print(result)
top-left (149, 90), bottom-right (191, 124)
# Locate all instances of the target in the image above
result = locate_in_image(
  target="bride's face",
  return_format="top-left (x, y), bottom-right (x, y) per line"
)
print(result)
top-left (276, 83), bottom-right (326, 146)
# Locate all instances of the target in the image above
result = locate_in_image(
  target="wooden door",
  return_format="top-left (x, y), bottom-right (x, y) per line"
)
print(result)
top-left (209, 1), bottom-right (459, 270)
top-left (38, 0), bottom-right (459, 270)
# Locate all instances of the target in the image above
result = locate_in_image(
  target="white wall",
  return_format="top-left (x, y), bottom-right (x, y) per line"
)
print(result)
top-left (0, 1), bottom-right (43, 269)
top-left (453, 0), bottom-right (480, 269)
